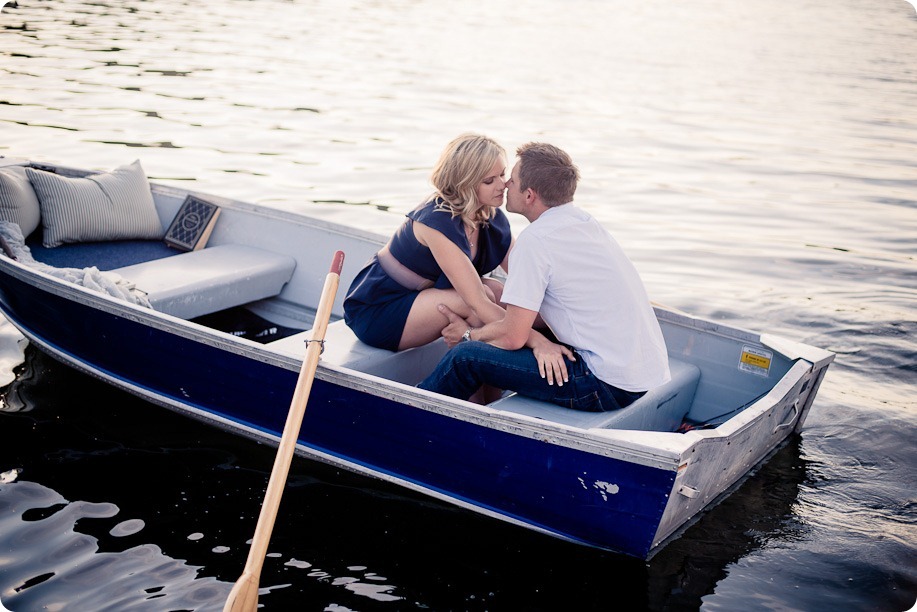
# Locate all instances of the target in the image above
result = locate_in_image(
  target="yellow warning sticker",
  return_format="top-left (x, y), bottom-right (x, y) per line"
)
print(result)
top-left (739, 345), bottom-right (773, 377)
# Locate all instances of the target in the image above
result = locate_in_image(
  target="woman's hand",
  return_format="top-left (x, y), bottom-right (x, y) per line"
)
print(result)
top-left (437, 304), bottom-right (471, 348)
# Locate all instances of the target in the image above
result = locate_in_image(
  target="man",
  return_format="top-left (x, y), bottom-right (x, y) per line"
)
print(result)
top-left (418, 142), bottom-right (670, 412)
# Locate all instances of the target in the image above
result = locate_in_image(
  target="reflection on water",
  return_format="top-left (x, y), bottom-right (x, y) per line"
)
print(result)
top-left (1, 0), bottom-right (916, 609)
top-left (0, 480), bottom-right (229, 611)
top-left (647, 437), bottom-right (808, 609)
top-left (0, 478), bottom-right (408, 610)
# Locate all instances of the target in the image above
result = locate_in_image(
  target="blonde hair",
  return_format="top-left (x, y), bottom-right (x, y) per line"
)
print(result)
top-left (430, 133), bottom-right (506, 228)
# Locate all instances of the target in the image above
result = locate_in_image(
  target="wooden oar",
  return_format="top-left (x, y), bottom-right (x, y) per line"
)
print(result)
top-left (224, 250), bottom-right (345, 612)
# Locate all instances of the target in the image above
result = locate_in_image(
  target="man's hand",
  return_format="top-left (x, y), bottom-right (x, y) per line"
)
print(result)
top-left (530, 335), bottom-right (575, 386)
top-left (438, 304), bottom-right (471, 348)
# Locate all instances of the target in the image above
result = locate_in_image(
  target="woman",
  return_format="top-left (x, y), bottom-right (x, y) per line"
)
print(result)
top-left (344, 133), bottom-right (514, 351)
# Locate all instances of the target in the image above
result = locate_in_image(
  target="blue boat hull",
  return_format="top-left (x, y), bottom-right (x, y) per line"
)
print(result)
top-left (0, 265), bottom-right (677, 559)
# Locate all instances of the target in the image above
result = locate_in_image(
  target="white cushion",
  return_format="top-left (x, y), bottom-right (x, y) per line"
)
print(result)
top-left (26, 160), bottom-right (163, 248)
top-left (112, 244), bottom-right (296, 319)
top-left (0, 166), bottom-right (41, 237)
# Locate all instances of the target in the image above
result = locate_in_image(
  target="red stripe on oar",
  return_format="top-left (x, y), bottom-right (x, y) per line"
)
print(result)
top-left (330, 250), bottom-right (345, 275)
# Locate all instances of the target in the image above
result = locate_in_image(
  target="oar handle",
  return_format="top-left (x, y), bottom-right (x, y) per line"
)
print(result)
top-left (224, 250), bottom-right (344, 612)
top-left (330, 250), bottom-right (344, 275)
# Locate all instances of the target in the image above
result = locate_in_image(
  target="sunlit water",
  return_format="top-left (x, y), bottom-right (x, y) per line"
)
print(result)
top-left (1, 0), bottom-right (916, 610)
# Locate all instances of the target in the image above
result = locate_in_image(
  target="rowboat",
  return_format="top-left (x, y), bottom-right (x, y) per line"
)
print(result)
top-left (0, 157), bottom-right (834, 559)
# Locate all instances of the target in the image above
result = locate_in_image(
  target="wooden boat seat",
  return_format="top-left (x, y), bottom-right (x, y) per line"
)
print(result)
top-left (488, 358), bottom-right (701, 432)
top-left (269, 320), bottom-right (450, 386)
top-left (112, 244), bottom-right (296, 319)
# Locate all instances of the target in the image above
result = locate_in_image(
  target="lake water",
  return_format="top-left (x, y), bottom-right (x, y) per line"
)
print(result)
top-left (1, 0), bottom-right (916, 609)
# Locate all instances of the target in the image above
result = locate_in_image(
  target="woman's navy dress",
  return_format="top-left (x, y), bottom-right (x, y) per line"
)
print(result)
top-left (343, 198), bottom-right (512, 351)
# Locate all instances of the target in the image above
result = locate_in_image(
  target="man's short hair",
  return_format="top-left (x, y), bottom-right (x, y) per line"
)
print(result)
top-left (516, 142), bottom-right (579, 207)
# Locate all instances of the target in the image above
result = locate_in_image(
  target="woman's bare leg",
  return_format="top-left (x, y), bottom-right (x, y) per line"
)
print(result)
top-left (482, 277), bottom-right (505, 305)
top-left (398, 288), bottom-right (484, 350)
top-left (397, 280), bottom-right (506, 350)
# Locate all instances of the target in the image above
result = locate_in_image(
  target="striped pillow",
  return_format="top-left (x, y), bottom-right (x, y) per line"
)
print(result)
top-left (26, 160), bottom-right (164, 248)
top-left (0, 166), bottom-right (42, 237)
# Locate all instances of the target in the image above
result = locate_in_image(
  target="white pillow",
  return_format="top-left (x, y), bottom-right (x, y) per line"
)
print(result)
top-left (26, 160), bottom-right (164, 248)
top-left (0, 166), bottom-right (42, 237)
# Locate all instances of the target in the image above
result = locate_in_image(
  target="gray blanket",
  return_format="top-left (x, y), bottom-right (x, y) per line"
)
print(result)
top-left (0, 221), bottom-right (152, 308)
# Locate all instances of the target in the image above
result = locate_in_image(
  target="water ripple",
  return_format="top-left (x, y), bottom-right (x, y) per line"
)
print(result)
top-left (0, 481), bottom-right (230, 611)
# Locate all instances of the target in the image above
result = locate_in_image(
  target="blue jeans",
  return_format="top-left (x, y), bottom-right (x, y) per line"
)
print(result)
top-left (417, 341), bottom-right (644, 412)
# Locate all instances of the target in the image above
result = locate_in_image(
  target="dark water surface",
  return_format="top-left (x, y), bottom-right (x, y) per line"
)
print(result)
top-left (2, 0), bottom-right (916, 610)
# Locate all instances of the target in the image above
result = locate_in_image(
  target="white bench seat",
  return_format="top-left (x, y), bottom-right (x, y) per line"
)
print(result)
top-left (487, 358), bottom-right (701, 432)
top-left (269, 320), bottom-right (449, 386)
top-left (271, 322), bottom-right (699, 432)
top-left (113, 244), bottom-right (296, 319)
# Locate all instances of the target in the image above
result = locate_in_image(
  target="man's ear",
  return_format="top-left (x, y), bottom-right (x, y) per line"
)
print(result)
top-left (525, 188), bottom-right (536, 203)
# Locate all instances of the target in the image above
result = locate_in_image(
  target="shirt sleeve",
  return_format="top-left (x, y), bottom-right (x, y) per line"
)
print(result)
top-left (502, 231), bottom-right (550, 313)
